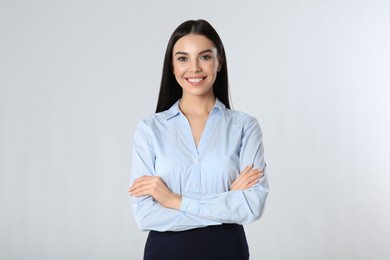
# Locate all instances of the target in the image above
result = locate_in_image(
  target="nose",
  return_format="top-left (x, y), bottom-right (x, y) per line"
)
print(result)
top-left (189, 59), bottom-right (201, 72)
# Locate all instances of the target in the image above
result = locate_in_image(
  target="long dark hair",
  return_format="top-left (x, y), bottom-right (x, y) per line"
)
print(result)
top-left (155, 19), bottom-right (231, 113)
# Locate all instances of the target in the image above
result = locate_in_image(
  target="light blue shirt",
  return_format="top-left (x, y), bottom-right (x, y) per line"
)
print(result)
top-left (130, 99), bottom-right (269, 232)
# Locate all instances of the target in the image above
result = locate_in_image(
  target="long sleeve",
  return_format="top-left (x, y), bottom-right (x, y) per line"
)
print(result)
top-left (130, 120), bottom-right (221, 231)
top-left (130, 100), bottom-right (269, 232)
top-left (179, 117), bottom-right (269, 224)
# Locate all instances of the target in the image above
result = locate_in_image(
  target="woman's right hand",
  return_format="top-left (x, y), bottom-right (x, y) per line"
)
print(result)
top-left (230, 164), bottom-right (264, 191)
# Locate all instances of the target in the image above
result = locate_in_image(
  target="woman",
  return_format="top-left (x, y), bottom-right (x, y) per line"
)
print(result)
top-left (129, 19), bottom-right (269, 260)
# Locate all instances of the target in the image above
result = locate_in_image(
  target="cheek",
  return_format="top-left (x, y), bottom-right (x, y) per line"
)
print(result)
top-left (172, 67), bottom-right (185, 84)
top-left (172, 63), bottom-right (185, 76)
top-left (174, 74), bottom-right (182, 84)
top-left (206, 61), bottom-right (218, 73)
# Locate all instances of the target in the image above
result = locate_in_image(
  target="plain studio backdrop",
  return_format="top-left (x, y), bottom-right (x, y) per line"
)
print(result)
top-left (0, 0), bottom-right (389, 259)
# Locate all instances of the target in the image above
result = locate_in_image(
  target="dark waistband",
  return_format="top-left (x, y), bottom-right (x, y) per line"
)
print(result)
top-left (150, 224), bottom-right (243, 235)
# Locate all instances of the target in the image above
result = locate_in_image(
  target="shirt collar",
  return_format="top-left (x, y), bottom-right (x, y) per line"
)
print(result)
top-left (165, 100), bottom-right (181, 120)
top-left (164, 98), bottom-right (226, 121)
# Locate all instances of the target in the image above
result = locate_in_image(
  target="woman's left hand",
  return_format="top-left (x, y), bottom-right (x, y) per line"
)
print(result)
top-left (129, 176), bottom-right (182, 210)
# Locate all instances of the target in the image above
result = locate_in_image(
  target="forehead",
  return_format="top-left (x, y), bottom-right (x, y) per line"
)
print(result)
top-left (173, 34), bottom-right (217, 53)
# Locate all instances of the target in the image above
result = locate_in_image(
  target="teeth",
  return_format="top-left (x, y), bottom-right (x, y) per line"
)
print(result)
top-left (188, 78), bottom-right (203, 83)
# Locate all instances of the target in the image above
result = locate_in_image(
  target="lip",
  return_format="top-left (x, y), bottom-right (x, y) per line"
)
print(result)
top-left (186, 77), bottom-right (207, 86)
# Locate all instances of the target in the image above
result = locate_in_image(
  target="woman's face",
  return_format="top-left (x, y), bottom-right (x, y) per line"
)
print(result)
top-left (172, 34), bottom-right (221, 99)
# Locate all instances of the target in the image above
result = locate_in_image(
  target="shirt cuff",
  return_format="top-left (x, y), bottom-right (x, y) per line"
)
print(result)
top-left (180, 196), bottom-right (201, 214)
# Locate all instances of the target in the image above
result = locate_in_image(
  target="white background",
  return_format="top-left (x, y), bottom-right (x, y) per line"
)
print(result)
top-left (1, 0), bottom-right (389, 259)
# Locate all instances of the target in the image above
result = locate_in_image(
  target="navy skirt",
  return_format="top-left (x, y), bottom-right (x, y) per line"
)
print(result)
top-left (144, 224), bottom-right (249, 260)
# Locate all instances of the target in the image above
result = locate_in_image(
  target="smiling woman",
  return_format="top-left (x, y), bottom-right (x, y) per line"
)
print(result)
top-left (129, 19), bottom-right (269, 260)
top-left (172, 34), bottom-right (221, 99)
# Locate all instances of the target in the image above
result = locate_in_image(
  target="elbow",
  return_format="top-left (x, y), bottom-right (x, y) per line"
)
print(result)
top-left (239, 189), bottom-right (269, 224)
top-left (239, 207), bottom-right (266, 225)
top-left (252, 204), bottom-right (266, 222)
top-left (133, 211), bottom-right (173, 232)
top-left (239, 206), bottom-right (265, 225)
top-left (135, 218), bottom-right (151, 232)
top-left (131, 203), bottom-right (154, 231)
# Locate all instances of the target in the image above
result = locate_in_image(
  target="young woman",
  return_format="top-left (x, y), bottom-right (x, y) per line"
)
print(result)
top-left (129, 19), bottom-right (269, 260)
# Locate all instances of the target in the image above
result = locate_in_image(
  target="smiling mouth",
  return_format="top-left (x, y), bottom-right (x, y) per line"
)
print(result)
top-left (186, 77), bottom-right (206, 83)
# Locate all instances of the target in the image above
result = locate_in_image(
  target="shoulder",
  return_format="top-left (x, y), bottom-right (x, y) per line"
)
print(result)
top-left (137, 100), bottom-right (180, 128)
top-left (220, 108), bottom-right (263, 138)
top-left (135, 109), bottom-right (174, 135)
top-left (223, 108), bottom-right (260, 126)
top-left (137, 111), bottom-right (166, 127)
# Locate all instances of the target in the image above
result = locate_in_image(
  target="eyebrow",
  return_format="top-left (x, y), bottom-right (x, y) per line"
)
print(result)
top-left (174, 49), bottom-right (214, 56)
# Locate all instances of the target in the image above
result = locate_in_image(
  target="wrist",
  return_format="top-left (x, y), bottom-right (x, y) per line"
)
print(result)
top-left (168, 193), bottom-right (182, 210)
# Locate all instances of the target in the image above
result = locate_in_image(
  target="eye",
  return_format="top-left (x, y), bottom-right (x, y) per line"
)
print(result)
top-left (177, 56), bottom-right (188, 62)
top-left (200, 55), bottom-right (212, 61)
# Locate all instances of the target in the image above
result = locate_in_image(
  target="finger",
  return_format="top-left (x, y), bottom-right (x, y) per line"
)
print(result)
top-left (131, 188), bottom-right (150, 197)
top-left (131, 182), bottom-right (154, 197)
top-left (130, 179), bottom-right (151, 193)
top-left (240, 169), bottom-right (262, 186)
top-left (239, 175), bottom-right (259, 189)
top-left (130, 177), bottom-right (145, 190)
top-left (130, 176), bottom-right (160, 191)
top-left (131, 177), bottom-right (166, 197)
top-left (251, 168), bottom-right (264, 176)
top-left (243, 164), bottom-right (253, 172)
top-left (236, 165), bottom-right (254, 183)
top-left (238, 164), bottom-right (252, 178)
top-left (243, 169), bottom-right (261, 180)
top-left (251, 168), bottom-right (264, 172)
top-left (132, 175), bottom-right (152, 184)
top-left (131, 184), bottom-right (150, 196)
top-left (241, 164), bottom-right (254, 175)
top-left (245, 179), bottom-right (260, 189)
top-left (247, 173), bottom-right (262, 184)
top-left (133, 175), bottom-right (160, 186)
top-left (245, 170), bottom-right (265, 188)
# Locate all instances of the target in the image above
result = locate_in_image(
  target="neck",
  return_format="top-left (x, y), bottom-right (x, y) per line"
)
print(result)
top-left (179, 95), bottom-right (216, 116)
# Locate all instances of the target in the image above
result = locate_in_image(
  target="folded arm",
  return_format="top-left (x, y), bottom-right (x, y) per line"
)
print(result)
top-left (129, 117), bottom-right (269, 231)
